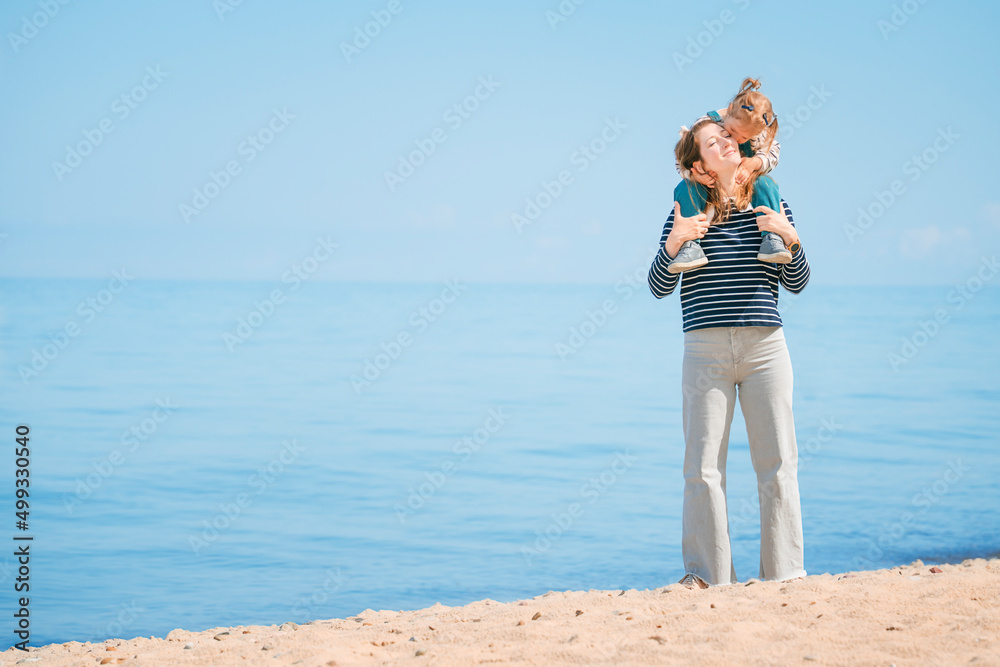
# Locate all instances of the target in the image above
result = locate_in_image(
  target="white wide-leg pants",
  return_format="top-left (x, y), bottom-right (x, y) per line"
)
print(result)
top-left (680, 325), bottom-right (806, 585)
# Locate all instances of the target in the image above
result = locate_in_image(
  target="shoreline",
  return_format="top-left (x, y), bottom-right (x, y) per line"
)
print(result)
top-left (7, 557), bottom-right (999, 666)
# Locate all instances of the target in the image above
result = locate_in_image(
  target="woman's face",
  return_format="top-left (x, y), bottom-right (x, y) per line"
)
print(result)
top-left (694, 123), bottom-right (741, 175)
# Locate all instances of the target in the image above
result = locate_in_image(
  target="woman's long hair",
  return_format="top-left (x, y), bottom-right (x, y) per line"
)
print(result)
top-left (674, 117), bottom-right (755, 224)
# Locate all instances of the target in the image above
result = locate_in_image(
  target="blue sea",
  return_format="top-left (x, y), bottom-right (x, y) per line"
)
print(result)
top-left (1, 278), bottom-right (998, 648)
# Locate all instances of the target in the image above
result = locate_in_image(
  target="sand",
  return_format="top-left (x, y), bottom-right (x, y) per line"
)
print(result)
top-left (7, 558), bottom-right (999, 666)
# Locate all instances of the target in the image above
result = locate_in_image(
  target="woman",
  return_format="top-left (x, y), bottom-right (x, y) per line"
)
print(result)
top-left (647, 117), bottom-right (810, 588)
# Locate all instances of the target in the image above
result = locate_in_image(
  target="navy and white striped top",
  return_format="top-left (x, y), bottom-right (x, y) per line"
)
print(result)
top-left (647, 199), bottom-right (810, 332)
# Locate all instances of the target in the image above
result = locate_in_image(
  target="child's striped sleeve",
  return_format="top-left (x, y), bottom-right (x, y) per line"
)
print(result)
top-left (752, 135), bottom-right (781, 174)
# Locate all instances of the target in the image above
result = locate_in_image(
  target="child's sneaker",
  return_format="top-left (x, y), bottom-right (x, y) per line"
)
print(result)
top-left (668, 240), bottom-right (708, 274)
top-left (757, 232), bottom-right (792, 264)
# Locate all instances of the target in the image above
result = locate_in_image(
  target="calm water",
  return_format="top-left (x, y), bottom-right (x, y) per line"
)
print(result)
top-left (1, 278), bottom-right (997, 647)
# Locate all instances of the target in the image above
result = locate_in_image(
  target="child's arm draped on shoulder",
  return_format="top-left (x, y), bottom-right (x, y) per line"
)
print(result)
top-left (734, 138), bottom-right (779, 186)
top-left (751, 134), bottom-right (780, 174)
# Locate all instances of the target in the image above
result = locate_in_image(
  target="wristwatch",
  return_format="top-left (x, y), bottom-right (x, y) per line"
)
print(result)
top-left (788, 240), bottom-right (801, 254)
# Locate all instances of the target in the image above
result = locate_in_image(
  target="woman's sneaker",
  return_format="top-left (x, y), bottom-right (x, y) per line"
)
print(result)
top-left (757, 232), bottom-right (792, 264)
top-left (677, 573), bottom-right (709, 589)
top-left (667, 240), bottom-right (708, 274)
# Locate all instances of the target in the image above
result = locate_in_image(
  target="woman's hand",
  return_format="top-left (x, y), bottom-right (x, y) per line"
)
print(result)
top-left (735, 156), bottom-right (762, 185)
top-left (752, 204), bottom-right (800, 249)
top-left (690, 163), bottom-right (717, 188)
top-left (665, 201), bottom-right (710, 258)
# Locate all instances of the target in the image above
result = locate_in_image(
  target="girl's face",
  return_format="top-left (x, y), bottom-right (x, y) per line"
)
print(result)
top-left (694, 123), bottom-right (741, 175)
top-left (722, 116), bottom-right (754, 144)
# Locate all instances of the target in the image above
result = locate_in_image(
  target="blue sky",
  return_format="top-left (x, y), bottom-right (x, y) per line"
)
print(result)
top-left (1, 0), bottom-right (998, 285)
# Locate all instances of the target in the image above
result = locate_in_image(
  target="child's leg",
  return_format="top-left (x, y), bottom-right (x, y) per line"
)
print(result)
top-left (751, 176), bottom-right (792, 264)
top-left (668, 180), bottom-right (710, 274)
top-left (674, 179), bottom-right (709, 219)
top-left (750, 176), bottom-right (781, 236)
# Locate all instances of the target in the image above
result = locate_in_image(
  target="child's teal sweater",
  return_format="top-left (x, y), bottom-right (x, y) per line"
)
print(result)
top-left (674, 174), bottom-right (781, 219)
top-left (674, 109), bottom-right (780, 219)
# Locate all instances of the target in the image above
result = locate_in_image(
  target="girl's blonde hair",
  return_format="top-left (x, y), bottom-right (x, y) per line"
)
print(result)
top-left (674, 117), bottom-right (756, 224)
top-left (726, 77), bottom-right (778, 154)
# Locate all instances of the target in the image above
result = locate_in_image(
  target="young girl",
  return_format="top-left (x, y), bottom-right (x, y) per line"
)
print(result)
top-left (667, 77), bottom-right (790, 273)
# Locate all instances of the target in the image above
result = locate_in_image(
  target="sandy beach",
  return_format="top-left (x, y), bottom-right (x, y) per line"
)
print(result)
top-left (7, 558), bottom-right (999, 666)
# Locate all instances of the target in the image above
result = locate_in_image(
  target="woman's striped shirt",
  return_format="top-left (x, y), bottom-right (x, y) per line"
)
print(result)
top-left (647, 199), bottom-right (810, 332)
